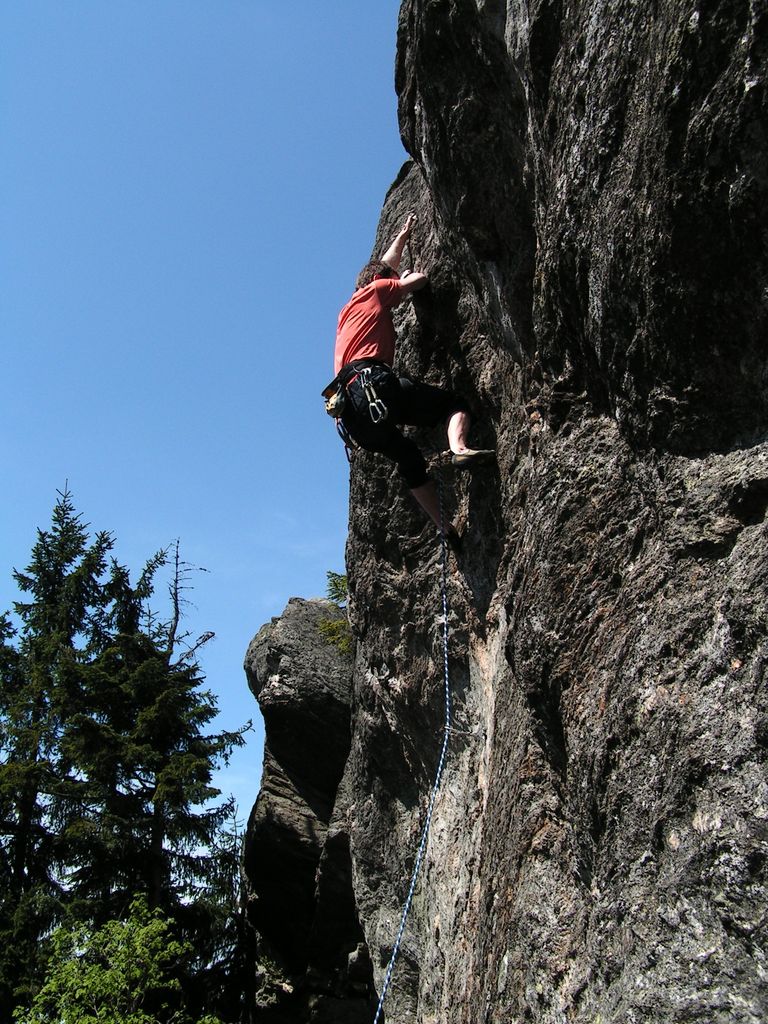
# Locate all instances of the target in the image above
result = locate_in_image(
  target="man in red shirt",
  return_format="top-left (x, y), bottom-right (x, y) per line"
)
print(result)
top-left (333, 214), bottom-right (492, 541)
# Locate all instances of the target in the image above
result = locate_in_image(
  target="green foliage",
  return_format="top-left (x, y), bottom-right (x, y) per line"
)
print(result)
top-left (325, 571), bottom-right (348, 608)
top-left (0, 489), bottom-right (116, 1011)
top-left (318, 571), bottom-right (352, 655)
top-left (12, 897), bottom-right (222, 1024)
top-left (0, 490), bottom-right (249, 1021)
top-left (317, 617), bottom-right (353, 655)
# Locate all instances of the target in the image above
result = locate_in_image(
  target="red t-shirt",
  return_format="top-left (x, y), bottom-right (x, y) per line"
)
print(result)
top-left (334, 278), bottom-right (410, 374)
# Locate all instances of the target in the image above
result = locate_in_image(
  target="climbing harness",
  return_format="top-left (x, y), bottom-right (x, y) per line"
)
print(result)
top-left (372, 458), bottom-right (452, 1024)
top-left (323, 360), bottom-right (391, 460)
top-left (358, 366), bottom-right (389, 424)
top-left (322, 360), bottom-right (388, 424)
top-left (323, 360), bottom-right (391, 462)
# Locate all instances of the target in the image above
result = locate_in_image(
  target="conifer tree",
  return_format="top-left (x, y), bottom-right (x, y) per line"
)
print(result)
top-left (0, 493), bottom-right (248, 1020)
top-left (0, 490), bottom-right (113, 1010)
top-left (318, 570), bottom-right (352, 654)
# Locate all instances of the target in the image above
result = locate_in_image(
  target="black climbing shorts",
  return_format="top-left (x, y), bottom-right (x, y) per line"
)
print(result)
top-left (341, 364), bottom-right (468, 489)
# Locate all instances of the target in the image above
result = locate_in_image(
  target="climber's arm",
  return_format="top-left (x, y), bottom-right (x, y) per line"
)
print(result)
top-left (397, 271), bottom-right (428, 295)
top-left (381, 213), bottom-right (416, 271)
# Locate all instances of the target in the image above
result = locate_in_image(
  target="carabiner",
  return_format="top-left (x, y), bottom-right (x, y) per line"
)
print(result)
top-left (360, 368), bottom-right (389, 424)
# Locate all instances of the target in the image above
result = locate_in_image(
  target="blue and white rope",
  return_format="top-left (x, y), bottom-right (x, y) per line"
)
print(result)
top-left (372, 465), bottom-right (452, 1024)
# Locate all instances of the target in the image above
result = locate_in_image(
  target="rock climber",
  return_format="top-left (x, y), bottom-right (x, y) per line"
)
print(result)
top-left (327, 213), bottom-right (493, 544)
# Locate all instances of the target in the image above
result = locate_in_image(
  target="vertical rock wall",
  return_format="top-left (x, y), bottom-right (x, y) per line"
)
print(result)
top-left (243, 2), bottom-right (767, 1022)
top-left (341, 2), bottom-right (768, 1023)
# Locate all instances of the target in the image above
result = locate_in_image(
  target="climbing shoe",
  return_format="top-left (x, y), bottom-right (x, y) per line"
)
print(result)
top-left (451, 449), bottom-right (495, 468)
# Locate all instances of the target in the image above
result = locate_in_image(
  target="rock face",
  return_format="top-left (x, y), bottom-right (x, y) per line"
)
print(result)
top-left (242, 598), bottom-right (375, 1023)
top-left (243, 3), bottom-right (768, 1022)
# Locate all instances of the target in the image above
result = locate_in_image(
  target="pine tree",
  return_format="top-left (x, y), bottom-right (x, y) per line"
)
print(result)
top-left (318, 571), bottom-right (352, 654)
top-left (0, 490), bottom-right (113, 1011)
top-left (0, 493), bottom-right (248, 1020)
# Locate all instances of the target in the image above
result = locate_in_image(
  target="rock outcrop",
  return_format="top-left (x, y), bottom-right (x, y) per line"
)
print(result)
top-left (242, 598), bottom-right (375, 1023)
top-left (244, 3), bottom-right (768, 1022)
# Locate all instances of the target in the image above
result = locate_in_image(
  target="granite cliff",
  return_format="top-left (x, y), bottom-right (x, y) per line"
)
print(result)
top-left (243, 2), bottom-right (768, 1021)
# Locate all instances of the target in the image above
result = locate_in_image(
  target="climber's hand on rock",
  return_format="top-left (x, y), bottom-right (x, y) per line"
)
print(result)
top-left (400, 213), bottom-right (416, 237)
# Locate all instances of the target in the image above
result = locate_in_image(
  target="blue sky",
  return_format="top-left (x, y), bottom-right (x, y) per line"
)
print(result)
top-left (1, 2), bottom-right (406, 819)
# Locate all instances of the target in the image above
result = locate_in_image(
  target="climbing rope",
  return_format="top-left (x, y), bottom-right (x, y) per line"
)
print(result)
top-left (372, 459), bottom-right (452, 1024)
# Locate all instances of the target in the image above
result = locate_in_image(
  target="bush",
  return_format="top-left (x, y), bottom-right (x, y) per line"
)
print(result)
top-left (318, 571), bottom-right (352, 655)
top-left (13, 898), bottom-right (223, 1024)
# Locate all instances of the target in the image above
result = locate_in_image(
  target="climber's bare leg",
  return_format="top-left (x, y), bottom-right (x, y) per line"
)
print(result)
top-left (447, 410), bottom-right (471, 455)
top-left (410, 481), bottom-right (443, 528)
